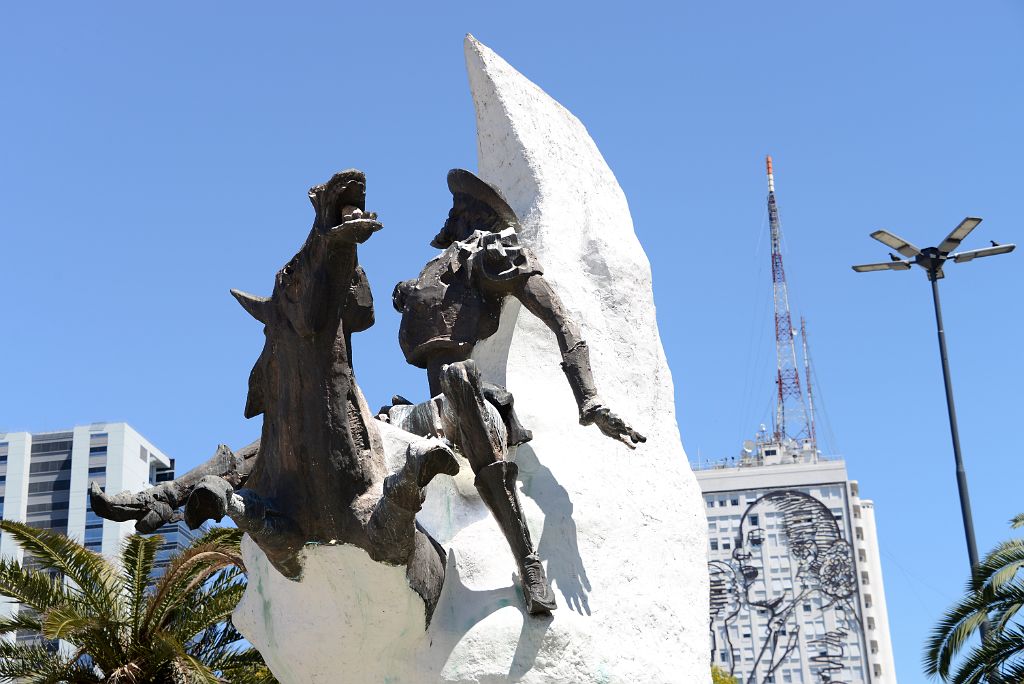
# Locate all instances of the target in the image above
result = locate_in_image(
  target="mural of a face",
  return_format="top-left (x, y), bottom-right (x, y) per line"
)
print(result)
top-left (732, 490), bottom-right (856, 609)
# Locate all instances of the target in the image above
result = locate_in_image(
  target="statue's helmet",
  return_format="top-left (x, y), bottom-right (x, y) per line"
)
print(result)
top-left (432, 169), bottom-right (521, 248)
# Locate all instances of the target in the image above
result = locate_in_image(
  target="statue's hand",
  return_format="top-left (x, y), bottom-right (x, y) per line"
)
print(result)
top-left (581, 404), bottom-right (647, 448)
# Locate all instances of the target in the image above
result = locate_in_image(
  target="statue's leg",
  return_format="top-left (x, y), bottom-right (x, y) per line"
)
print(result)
top-left (481, 381), bottom-right (533, 446)
top-left (367, 438), bottom-right (459, 563)
top-left (88, 441), bottom-right (258, 534)
top-left (366, 438), bottom-right (458, 624)
top-left (441, 360), bottom-right (557, 614)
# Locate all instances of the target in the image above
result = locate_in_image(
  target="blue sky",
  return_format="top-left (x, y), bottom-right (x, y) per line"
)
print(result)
top-left (2, 2), bottom-right (1022, 680)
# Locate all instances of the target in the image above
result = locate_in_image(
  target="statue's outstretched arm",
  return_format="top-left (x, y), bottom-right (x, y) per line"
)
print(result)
top-left (515, 275), bottom-right (645, 446)
top-left (89, 439), bottom-right (260, 533)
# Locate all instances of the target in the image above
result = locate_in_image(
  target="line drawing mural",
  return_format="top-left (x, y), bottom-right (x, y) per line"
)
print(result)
top-left (708, 489), bottom-right (866, 684)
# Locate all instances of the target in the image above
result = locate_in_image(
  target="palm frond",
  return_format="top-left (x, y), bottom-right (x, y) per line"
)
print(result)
top-left (0, 555), bottom-right (70, 613)
top-left (947, 627), bottom-right (1024, 684)
top-left (0, 520), bottom-right (120, 618)
top-left (40, 604), bottom-right (99, 642)
top-left (0, 609), bottom-right (44, 636)
top-left (926, 512), bottom-right (1024, 682)
top-left (121, 534), bottom-right (161, 638)
top-left (0, 641), bottom-right (74, 681)
top-left (171, 581), bottom-right (246, 647)
top-left (216, 650), bottom-right (278, 684)
top-left (191, 526), bottom-right (245, 552)
top-left (143, 543), bottom-right (243, 637)
top-left (150, 632), bottom-right (223, 684)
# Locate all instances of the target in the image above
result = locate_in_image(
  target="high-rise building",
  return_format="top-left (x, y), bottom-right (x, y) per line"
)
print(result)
top-left (695, 434), bottom-right (897, 684)
top-left (0, 423), bottom-right (201, 640)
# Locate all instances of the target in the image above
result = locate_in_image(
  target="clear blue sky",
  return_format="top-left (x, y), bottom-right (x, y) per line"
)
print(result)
top-left (2, 2), bottom-right (1021, 681)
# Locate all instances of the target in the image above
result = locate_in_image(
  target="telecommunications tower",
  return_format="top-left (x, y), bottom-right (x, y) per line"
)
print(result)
top-left (765, 156), bottom-right (813, 448)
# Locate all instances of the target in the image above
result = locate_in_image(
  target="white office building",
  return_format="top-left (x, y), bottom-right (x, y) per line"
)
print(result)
top-left (0, 423), bottom-right (200, 641)
top-left (696, 435), bottom-right (897, 684)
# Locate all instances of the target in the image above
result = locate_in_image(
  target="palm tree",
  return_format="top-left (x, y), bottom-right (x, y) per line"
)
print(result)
top-left (925, 513), bottom-right (1024, 683)
top-left (0, 520), bottom-right (276, 683)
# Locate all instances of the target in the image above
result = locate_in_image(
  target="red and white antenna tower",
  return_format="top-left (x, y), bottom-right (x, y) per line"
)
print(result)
top-left (766, 156), bottom-right (812, 444)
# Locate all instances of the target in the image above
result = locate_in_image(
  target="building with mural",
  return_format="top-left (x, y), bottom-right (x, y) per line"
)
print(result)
top-left (696, 434), bottom-right (896, 683)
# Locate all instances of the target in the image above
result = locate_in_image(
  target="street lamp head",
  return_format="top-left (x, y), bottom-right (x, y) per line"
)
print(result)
top-left (870, 230), bottom-right (921, 257)
top-left (951, 243), bottom-right (1016, 263)
top-left (853, 216), bottom-right (1013, 280)
top-left (938, 217), bottom-right (982, 253)
top-left (851, 260), bottom-right (912, 273)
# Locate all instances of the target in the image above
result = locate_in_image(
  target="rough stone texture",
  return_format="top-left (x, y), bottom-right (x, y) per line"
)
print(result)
top-left (233, 35), bottom-right (709, 683)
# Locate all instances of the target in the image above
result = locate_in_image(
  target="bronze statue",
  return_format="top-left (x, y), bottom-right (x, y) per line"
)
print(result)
top-left (384, 169), bottom-right (645, 614)
top-left (91, 167), bottom-right (645, 620)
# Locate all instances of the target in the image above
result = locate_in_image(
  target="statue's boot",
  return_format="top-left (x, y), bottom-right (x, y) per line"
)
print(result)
top-left (368, 439), bottom-right (459, 564)
top-left (475, 460), bottom-right (557, 614)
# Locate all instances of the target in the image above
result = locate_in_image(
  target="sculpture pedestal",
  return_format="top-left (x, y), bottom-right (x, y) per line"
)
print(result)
top-left (233, 35), bottom-right (709, 683)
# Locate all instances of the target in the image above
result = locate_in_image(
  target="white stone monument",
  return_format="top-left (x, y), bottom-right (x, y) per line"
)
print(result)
top-left (233, 35), bottom-right (709, 684)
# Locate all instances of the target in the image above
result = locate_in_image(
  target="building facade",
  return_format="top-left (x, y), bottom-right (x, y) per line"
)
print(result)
top-left (0, 423), bottom-right (200, 636)
top-left (696, 438), bottom-right (897, 684)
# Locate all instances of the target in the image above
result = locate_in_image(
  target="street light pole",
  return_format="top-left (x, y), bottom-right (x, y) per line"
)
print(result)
top-left (852, 218), bottom-right (1014, 582)
top-left (927, 266), bottom-right (981, 575)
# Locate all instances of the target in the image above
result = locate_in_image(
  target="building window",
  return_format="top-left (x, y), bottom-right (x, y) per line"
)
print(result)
top-left (803, 603), bottom-right (812, 613)
top-left (873, 664), bottom-right (882, 676)
top-left (861, 571), bottom-right (870, 585)
top-left (706, 499), bottom-right (714, 508)
top-left (28, 480), bottom-right (71, 494)
top-left (870, 640), bottom-right (879, 654)
top-left (722, 540), bottom-right (731, 550)
top-left (749, 514), bottom-right (759, 527)
top-left (29, 460), bottom-right (72, 474)
top-left (88, 466), bottom-right (106, 476)
top-left (864, 594), bottom-right (873, 608)
top-left (730, 497), bottom-right (739, 506)
top-left (31, 440), bottom-right (73, 455)
top-left (858, 549), bottom-right (867, 562)
top-left (710, 539), bottom-right (719, 551)
top-left (867, 617), bottom-right (876, 630)
top-left (856, 527), bottom-right (864, 540)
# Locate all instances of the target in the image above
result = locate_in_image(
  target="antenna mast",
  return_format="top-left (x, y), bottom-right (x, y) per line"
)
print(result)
top-left (800, 316), bottom-right (818, 452)
top-left (766, 156), bottom-right (811, 443)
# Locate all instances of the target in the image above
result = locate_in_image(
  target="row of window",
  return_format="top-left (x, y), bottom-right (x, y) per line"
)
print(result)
top-left (27, 502), bottom-right (68, 514)
top-left (28, 479), bottom-right (71, 494)
top-left (31, 440), bottom-right (73, 455)
top-left (29, 459), bottom-right (72, 474)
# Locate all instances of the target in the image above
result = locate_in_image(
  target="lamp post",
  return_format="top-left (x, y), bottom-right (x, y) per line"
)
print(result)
top-left (852, 217), bottom-right (1014, 582)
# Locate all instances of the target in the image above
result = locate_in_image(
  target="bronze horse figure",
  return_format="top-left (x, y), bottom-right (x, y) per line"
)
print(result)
top-left (91, 170), bottom-right (458, 621)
